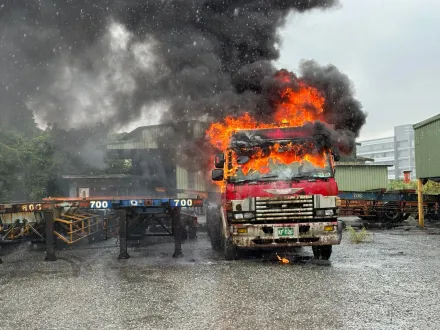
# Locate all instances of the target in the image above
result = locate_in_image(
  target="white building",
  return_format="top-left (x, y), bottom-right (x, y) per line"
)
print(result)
top-left (357, 124), bottom-right (416, 180)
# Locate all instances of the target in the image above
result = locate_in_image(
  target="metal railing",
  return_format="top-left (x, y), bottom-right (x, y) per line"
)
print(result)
top-left (53, 212), bottom-right (103, 244)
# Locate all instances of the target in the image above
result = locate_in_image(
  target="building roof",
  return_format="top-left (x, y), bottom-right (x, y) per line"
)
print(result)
top-left (121, 120), bottom-right (208, 141)
top-left (357, 136), bottom-right (394, 144)
top-left (335, 162), bottom-right (392, 167)
top-left (356, 156), bottom-right (375, 162)
top-left (413, 113), bottom-right (440, 130)
top-left (62, 174), bottom-right (142, 180)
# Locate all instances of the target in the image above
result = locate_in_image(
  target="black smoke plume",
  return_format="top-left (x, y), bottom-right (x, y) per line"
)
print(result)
top-left (1, 0), bottom-right (366, 183)
top-left (1, 1), bottom-right (338, 131)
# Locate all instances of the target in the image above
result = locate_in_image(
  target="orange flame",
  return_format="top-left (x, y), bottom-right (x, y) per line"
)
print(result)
top-left (276, 254), bottom-right (290, 264)
top-left (206, 72), bottom-right (328, 184)
top-left (237, 142), bottom-right (327, 176)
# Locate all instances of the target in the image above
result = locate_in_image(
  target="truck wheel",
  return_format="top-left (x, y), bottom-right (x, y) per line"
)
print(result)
top-left (224, 238), bottom-right (237, 260)
top-left (206, 208), bottom-right (214, 238)
top-left (210, 216), bottom-right (223, 251)
top-left (312, 245), bottom-right (332, 260)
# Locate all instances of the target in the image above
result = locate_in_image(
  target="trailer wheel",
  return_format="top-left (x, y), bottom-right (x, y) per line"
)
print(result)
top-left (312, 245), bottom-right (332, 260)
top-left (384, 211), bottom-right (401, 222)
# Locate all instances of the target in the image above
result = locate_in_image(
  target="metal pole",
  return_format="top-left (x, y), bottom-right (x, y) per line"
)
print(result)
top-left (103, 218), bottom-right (108, 240)
top-left (0, 228), bottom-right (3, 264)
top-left (44, 210), bottom-right (57, 261)
top-left (172, 207), bottom-right (183, 258)
top-left (117, 209), bottom-right (130, 259)
top-left (417, 178), bottom-right (424, 228)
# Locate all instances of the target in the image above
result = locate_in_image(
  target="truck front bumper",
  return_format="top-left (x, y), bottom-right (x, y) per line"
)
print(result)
top-left (230, 221), bottom-right (343, 249)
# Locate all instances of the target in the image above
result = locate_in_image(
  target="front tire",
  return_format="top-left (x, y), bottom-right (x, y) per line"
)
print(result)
top-left (210, 215), bottom-right (223, 251)
top-left (312, 245), bottom-right (332, 260)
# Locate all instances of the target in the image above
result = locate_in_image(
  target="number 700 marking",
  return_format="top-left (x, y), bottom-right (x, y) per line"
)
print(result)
top-left (90, 201), bottom-right (109, 208)
top-left (173, 199), bottom-right (193, 207)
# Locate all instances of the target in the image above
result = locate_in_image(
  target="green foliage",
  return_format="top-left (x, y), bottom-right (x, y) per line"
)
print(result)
top-left (0, 130), bottom-right (53, 201)
top-left (0, 120), bottom-right (130, 201)
top-left (345, 226), bottom-right (372, 244)
top-left (389, 179), bottom-right (440, 194)
top-left (0, 128), bottom-right (94, 202)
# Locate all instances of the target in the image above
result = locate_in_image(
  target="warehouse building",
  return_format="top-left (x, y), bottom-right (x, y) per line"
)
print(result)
top-left (105, 120), bottom-right (212, 198)
top-left (62, 120), bottom-right (213, 199)
top-left (334, 162), bottom-right (390, 192)
top-left (62, 121), bottom-right (391, 197)
top-left (357, 124), bottom-right (416, 180)
top-left (335, 142), bottom-right (390, 192)
top-left (414, 114), bottom-right (440, 183)
top-left (413, 113), bottom-right (440, 226)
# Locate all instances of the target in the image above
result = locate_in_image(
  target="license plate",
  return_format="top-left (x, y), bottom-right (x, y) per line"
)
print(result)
top-left (277, 227), bottom-right (297, 237)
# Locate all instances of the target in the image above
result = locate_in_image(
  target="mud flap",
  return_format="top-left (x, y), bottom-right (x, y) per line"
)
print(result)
top-left (220, 207), bottom-right (238, 260)
top-left (220, 206), bottom-right (229, 240)
top-left (337, 220), bottom-right (344, 242)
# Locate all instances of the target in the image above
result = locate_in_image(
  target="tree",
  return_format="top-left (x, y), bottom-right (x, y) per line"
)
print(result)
top-left (389, 179), bottom-right (440, 194)
top-left (0, 120), bottom-right (130, 202)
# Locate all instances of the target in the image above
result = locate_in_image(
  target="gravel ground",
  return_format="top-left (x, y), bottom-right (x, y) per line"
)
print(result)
top-left (1, 226), bottom-right (440, 330)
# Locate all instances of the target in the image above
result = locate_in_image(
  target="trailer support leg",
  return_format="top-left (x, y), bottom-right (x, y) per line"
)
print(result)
top-left (118, 210), bottom-right (130, 259)
top-left (417, 179), bottom-right (424, 228)
top-left (172, 207), bottom-right (183, 258)
top-left (44, 211), bottom-right (57, 261)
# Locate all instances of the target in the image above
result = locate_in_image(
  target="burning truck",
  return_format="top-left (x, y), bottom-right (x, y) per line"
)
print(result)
top-left (207, 125), bottom-right (342, 260)
top-left (204, 70), bottom-right (357, 261)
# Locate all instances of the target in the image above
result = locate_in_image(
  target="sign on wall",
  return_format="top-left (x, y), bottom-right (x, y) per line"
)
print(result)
top-left (79, 188), bottom-right (90, 198)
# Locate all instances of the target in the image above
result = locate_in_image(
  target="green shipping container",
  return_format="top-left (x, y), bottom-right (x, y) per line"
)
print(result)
top-left (413, 114), bottom-right (440, 180)
top-left (335, 163), bottom-right (389, 192)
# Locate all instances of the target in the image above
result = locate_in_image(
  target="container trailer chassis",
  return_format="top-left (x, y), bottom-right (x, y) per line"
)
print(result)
top-left (338, 190), bottom-right (440, 223)
top-left (0, 197), bottom-right (203, 264)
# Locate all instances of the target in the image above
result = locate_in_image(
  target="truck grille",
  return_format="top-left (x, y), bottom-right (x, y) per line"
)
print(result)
top-left (255, 196), bottom-right (314, 221)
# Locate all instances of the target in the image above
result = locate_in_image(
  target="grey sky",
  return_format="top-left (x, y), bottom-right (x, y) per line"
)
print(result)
top-left (277, 0), bottom-right (440, 141)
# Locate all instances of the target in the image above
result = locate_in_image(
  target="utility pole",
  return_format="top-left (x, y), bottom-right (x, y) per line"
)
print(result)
top-left (417, 178), bottom-right (424, 228)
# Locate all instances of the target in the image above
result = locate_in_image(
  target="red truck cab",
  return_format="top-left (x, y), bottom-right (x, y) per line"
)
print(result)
top-left (208, 126), bottom-right (343, 260)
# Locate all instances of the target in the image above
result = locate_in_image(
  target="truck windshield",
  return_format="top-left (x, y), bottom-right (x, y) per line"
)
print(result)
top-left (228, 147), bottom-right (333, 182)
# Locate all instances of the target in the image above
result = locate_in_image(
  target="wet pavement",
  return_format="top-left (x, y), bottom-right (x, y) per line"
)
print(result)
top-left (1, 227), bottom-right (440, 330)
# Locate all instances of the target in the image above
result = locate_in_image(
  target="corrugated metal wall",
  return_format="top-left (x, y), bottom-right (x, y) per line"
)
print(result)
top-left (414, 116), bottom-right (440, 179)
top-left (335, 164), bottom-right (389, 191)
top-left (193, 170), bottom-right (207, 191)
top-left (176, 166), bottom-right (207, 198)
top-left (108, 121), bottom-right (209, 151)
top-left (176, 166), bottom-right (188, 191)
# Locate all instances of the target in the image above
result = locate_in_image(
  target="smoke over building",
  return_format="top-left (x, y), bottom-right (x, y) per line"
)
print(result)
top-left (1, 0), bottom-right (366, 180)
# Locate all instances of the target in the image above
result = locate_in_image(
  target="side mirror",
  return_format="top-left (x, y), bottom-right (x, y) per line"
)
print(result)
top-left (332, 150), bottom-right (341, 162)
top-left (212, 169), bottom-right (224, 181)
top-left (214, 153), bottom-right (225, 169)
